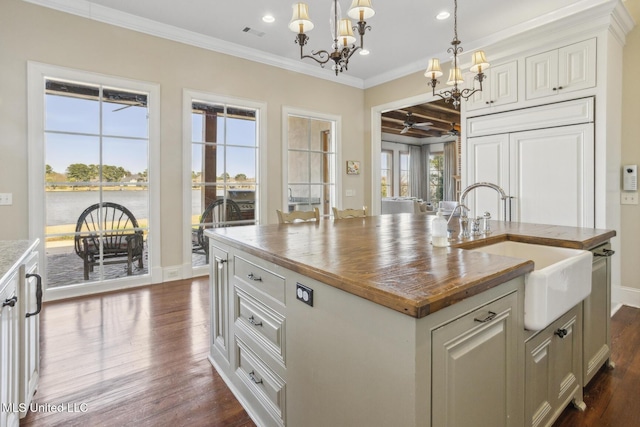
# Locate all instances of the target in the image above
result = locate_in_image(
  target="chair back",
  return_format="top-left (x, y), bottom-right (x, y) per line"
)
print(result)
top-left (332, 206), bottom-right (367, 219)
top-left (277, 208), bottom-right (320, 224)
top-left (197, 199), bottom-right (243, 255)
top-left (75, 202), bottom-right (141, 256)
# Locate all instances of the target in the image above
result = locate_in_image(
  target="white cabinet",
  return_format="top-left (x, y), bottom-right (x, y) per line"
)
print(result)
top-left (1, 270), bottom-right (20, 427)
top-left (466, 99), bottom-right (594, 228)
top-left (432, 291), bottom-right (519, 427)
top-left (525, 39), bottom-right (596, 100)
top-left (525, 305), bottom-right (584, 427)
top-left (18, 252), bottom-right (41, 418)
top-left (509, 124), bottom-right (594, 227)
top-left (466, 61), bottom-right (518, 111)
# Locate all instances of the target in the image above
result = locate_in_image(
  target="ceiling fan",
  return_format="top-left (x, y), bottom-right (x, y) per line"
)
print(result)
top-left (400, 112), bottom-right (433, 134)
top-left (443, 122), bottom-right (460, 136)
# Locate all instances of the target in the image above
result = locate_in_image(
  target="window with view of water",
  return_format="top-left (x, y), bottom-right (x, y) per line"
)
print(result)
top-left (286, 115), bottom-right (336, 217)
top-left (190, 101), bottom-right (259, 267)
top-left (44, 78), bottom-right (150, 287)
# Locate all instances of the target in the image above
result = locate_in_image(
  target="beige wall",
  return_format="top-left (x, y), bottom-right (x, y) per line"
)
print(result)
top-left (621, 2), bottom-right (640, 290)
top-left (0, 0), bottom-right (365, 268)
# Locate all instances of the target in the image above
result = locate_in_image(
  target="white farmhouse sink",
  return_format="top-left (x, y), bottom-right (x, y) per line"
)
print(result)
top-left (471, 241), bottom-right (592, 331)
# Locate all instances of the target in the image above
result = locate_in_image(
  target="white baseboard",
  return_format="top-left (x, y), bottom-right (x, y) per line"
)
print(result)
top-left (612, 285), bottom-right (640, 309)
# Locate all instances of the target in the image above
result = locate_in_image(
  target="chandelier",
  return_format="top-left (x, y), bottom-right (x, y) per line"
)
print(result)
top-left (289, 0), bottom-right (375, 76)
top-left (424, 0), bottom-right (490, 109)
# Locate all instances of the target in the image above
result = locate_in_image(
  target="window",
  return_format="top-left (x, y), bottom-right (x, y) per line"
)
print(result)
top-left (286, 114), bottom-right (336, 217)
top-left (400, 152), bottom-right (410, 197)
top-left (27, 62), bottom-right (160, 297)
top-left (429, 151), bottom-right (444, 205)
top-left (381, 150), bottom-right (392, 197)
top-left (190, 100), bottom-right (260, 266)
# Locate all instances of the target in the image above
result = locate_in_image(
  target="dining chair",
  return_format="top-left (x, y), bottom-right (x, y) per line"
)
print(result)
top-left (332, 206), bottom-right (367, 219)
top-left (276, 208), bottom-right (320, 223)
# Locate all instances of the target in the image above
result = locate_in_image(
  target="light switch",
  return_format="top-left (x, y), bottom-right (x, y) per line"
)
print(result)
top-left (345, 189), bottom-right (355, 197)
top-left (0, 193), bottom-right (12, 206)
top-left (621, 192), bottom-right (638, 205)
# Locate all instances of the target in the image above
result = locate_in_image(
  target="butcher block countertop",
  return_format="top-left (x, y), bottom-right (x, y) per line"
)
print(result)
top-left (207, 215), bottom-right (616, 318)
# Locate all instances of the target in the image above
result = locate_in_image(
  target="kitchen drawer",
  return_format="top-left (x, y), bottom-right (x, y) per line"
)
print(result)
top-left (235, 287), bottom-right (286, 365)
top-left (236, 337), bottom-right (286, 426)
top-left (234, 256), bottom-right (285, 305)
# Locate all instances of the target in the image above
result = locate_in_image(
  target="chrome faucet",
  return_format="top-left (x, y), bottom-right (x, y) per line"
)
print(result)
top-left (446, 203), bottom-right (470, 238)
top-left (458, 182), bottom-right (510, 239)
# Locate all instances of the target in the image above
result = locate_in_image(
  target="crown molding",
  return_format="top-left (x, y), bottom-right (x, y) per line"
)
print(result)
top-left (23, 0), bottom-right (366, 89)
top-left (24, 0), bottom-right (633, 91)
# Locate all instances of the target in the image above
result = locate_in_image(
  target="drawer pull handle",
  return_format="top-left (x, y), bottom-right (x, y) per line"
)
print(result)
top-left (25, 273), bottom-right (43, 318)
top-left (217, 259), bottom-right (227, 270)
top-left (594, 249), bottom-right (615, 258)
top-left (474, 311), bottom-right (496, 323)
top-left (247, 273), bottom-right (262, 282)
top-left (248, 315), bottom-right (263, 327)
top-left (555, 328), bottom-right (568, 338)
top-left (2, 296), bottom-right (18, 308)
top-left (249, 370), bottom-right (263, 385)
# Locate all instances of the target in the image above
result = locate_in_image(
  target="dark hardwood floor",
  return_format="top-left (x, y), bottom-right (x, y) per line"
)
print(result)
top-left (21, 278), bottom-right (640, 426)
top-left (22, 278), bottom-right (255, 427)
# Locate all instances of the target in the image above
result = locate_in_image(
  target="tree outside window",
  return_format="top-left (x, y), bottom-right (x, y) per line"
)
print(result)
top-left (429, 152), bottom-right (444, 205)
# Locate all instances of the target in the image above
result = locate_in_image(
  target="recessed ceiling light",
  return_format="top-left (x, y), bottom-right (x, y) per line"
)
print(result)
top-left (262, 15), bottom-right (275, 23)
top-left (436, 11), bottom-right (450, 20)
top-left (359, 49), bottom-right (370, 56)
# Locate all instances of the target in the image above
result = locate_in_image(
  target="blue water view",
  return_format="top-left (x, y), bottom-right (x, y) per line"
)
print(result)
top-left (45, 190), bottom-right (203, 226)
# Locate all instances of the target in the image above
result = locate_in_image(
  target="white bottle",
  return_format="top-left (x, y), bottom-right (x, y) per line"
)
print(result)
top-left (431, 208), bottom-right (449, 247)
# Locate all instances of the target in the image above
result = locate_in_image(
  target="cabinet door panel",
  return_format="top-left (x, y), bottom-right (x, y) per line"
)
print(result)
top-left (492, 61), bottom-right (518, 106)
top-left (210, 246), bottom-right (230, 362)
top-left (432, 292), bottom-right (517, 427)
top-left (583, 250), bottom-right (611, 385)
top-left (466, 134), bottom-right (510, 220)
top-left (558, 39), bottom-right (596, 92)
top-left (509, 124), bottom-right (594, 227)
top-left (525, 337), bottom-right (553, 427)
top-left (526, 50), bottom-right (558, 100)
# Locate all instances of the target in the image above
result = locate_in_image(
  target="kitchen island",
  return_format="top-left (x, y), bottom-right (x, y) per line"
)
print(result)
top-left (205, 215), bottom-right (615, 427)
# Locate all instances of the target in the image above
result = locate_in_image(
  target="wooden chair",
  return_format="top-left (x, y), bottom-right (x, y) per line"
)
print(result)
top-left (196, 199), bottom-right (243, 261)
top-left (74, 202), bottom-right (144, 280)
top-left (332, 206), bottom-right (367, 219)
top-left (277, 208), bottom-right (320, 224)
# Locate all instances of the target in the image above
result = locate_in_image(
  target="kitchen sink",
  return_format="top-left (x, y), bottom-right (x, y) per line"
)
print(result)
top-left (471, 241), bottom-right (592, 331)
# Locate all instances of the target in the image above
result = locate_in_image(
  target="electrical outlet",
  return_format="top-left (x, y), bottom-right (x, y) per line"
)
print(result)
top-left (346, 189), bottom-right (355, 197)
top-left (621, 192), bottom-right (638, 205)
top-left (296, 283), bottom-right (313, 307)
top-left (0, 193), bottom-right (12, 206)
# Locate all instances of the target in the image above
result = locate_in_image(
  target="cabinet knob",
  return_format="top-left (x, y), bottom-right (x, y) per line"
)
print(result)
top-left (248, 315), bottom-right (263, 327)
top-left (554, 328), bottom-right (568, 338)
top-left (247, 273), bottom-right (262, 282)
top-left (2, 296), bottom-right (17, 308)
top-left (249, 370), bottom-right (263, 385)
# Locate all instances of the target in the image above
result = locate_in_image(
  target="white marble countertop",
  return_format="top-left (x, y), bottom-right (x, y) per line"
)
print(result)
top-left (0, 240), bottom-right (39, 287)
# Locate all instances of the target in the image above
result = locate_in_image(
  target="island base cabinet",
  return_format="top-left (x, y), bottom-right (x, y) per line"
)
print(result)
top-left (431, 291), bottom-right (519, 427)
top-left (525, 305), bottom-right (583, 427)
top-left (19, 252), bottom-right (40, 418)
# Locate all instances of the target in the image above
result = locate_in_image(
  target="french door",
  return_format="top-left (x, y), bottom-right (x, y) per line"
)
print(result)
top-left (28, 63), bottom-right (160, 300)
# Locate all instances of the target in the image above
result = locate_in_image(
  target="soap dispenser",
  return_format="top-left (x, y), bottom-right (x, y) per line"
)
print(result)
top-left (431, 208), bottom-right (448, 247)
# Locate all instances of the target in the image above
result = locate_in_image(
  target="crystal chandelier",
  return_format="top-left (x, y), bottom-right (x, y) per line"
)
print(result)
top-left (424, 0), bottom-right (490, 109)
top-left (289, 0), bottom-right (375, 76)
